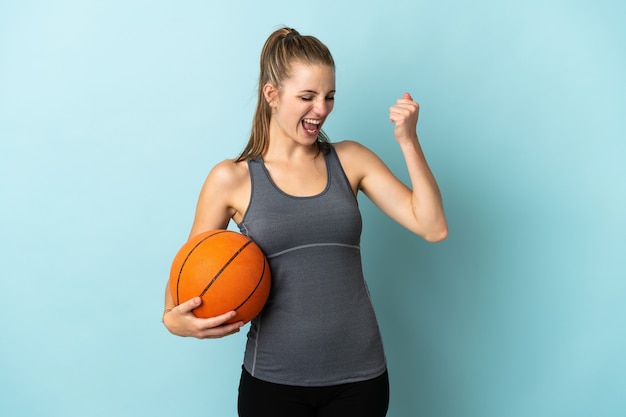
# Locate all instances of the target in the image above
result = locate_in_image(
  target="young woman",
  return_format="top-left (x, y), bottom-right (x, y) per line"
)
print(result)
top-left (163, 27), bottom-right (447, 417)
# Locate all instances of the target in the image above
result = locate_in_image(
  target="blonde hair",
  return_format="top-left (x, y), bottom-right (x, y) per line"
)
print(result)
top-left (237, 27), bottom-right (335, 161)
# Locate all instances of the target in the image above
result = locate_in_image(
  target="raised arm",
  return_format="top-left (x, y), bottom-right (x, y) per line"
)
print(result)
top-left (336, 93), bottom-right (448, 242)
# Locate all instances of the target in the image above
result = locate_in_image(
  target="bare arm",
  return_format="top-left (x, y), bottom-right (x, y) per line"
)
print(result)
top-left (337, 93), bottom-right (447, 242)
top-left (162, 160), bottom-right (250, 338)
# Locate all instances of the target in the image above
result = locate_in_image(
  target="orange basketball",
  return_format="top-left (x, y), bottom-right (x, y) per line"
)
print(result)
top-left (169, 230), bottom-right (271, 324)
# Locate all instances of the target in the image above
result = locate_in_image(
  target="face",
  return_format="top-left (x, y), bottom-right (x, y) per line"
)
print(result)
top-left (266, 62), bottom-right (336, 146)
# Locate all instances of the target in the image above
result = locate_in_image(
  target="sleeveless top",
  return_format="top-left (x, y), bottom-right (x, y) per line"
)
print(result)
top-left (237, 145), bottom-right (386, 386)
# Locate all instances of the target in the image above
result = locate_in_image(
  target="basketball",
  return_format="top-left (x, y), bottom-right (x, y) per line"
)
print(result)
top-left (169, 230), bottom-right (271, 324)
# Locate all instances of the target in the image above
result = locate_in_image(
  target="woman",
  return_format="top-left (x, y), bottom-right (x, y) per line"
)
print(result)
top-left (163, 27), bottom-right (447, 417)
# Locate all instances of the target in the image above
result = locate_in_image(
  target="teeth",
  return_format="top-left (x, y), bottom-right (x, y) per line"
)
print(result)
top-left (303, 118), bottom-right (321, 125)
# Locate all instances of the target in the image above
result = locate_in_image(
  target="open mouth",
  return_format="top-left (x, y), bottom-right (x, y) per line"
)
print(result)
top-left (302, 118), bottom-right (321, 135)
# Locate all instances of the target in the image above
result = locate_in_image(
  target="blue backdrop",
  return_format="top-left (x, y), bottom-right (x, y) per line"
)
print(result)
top-left (1, 1), bottom-right (624, 416)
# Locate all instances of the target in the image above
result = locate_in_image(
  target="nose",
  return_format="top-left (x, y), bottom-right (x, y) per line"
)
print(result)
top-left (314, 97), bottom-right (332, 116)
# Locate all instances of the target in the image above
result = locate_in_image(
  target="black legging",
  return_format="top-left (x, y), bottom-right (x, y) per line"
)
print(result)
top-left (238, 367), bottom-right (389, 417)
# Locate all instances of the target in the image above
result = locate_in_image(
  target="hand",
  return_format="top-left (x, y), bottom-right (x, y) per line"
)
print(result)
top-left (163, 297), bottom-right (244, 339)
top-left (389, 92), bottom-right (420, 144)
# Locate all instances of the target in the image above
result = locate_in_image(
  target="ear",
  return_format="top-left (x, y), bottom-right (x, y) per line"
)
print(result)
top-left (263, 83), bottom-right (278, 107)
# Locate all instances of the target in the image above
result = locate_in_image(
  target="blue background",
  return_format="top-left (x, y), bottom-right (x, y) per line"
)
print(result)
top-left (1, 1), bottom-right (624, 416)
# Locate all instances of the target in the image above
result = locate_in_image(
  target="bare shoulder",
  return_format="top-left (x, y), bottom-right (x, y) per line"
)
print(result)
top-left (333, 139), bottom-right (370, 156)
top-left (334, 139), bottom-right (382, 163)
top-left (332, 140), bottom-right (385, 192)
top-left (334, 140), bottom-right (386, 170)
top-left (205, 158), bottom-right (250, 190)
top-left (191, 158), bottom-right (251, 234)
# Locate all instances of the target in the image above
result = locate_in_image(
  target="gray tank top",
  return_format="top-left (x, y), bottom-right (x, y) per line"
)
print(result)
top-left (237, 145), bottom-right (386, 386)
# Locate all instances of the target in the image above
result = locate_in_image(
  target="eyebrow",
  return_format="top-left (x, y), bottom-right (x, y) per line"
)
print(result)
top-left (298, 89), bottom-right (336, 94)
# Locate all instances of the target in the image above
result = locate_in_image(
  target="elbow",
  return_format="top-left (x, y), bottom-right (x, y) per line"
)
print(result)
top-left (423, 224), bottom-right (448, 243)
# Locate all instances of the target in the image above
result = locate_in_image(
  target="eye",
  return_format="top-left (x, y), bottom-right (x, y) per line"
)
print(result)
top-left (326, 96), bottom-right (335, 101)
top-left (300, 96), bottom-right (313, 101)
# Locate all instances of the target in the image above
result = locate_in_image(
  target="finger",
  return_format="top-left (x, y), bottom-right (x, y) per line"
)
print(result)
top-left (176, 296), bottom-right (202, 314)
top-left (403, 92), bottom-right (413, 101)
top-left (389, 107), bottom-right (405, 123)
top-left (202, 321), bottom-right (245, 339)
top-left (197, 314), bottom-right (244, 339)
top-left (200, 310), bottom-right (239, 327)
top-left (389, 105), bottom-right (412, 121)
top-left (391, 99), bottom-right (419, 117)
top-left (389, 112), bottom-right (403, 123)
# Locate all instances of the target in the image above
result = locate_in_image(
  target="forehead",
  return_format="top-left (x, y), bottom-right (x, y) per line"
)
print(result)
top-left (283, 62), bottom-right (335, 90)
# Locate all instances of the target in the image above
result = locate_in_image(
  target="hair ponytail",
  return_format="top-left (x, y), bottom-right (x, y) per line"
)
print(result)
top-left (236, 27), bottom-right (335, 161)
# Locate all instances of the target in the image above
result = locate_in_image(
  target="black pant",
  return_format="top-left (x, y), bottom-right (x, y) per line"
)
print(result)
top-left (238, 367), bottom-right (389, 417)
